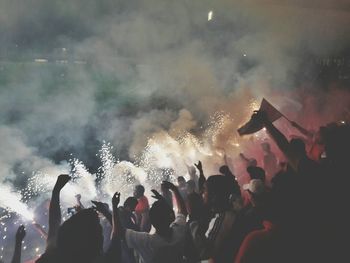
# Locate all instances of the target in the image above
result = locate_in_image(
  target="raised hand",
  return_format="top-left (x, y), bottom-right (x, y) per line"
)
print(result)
top-left (112, 192), bottom-right (120, 208)
top-left (194, 161), bottom-right (202, 171)
top-left (15, 225), bottom-right (26, 242)
top-left (91, 201), bottom-right (110, 213)
top-left (151, 189), bottom-right (163, 200)
top-left (54, 174), bottom-right (71, 191)
top-left (161, 181), bottom-right (177, 191)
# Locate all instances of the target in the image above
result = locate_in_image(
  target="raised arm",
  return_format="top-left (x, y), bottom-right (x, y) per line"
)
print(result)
top-left (162, 181), bottom-right (188, 216)
top-left (91, 201), bottom-right (112, 225)
top-left (102, 192), bottom-right (121, 263)
top-left (111, 192), bottom-right (125, 239)
top-left (195, 161), bottom-right (206, 194)
top-left (75, 194), bottom-right (84, 211)
top-left (11, 225), bottom-right (26, 263)
top-left (46, 174), bottom-right (71, 252)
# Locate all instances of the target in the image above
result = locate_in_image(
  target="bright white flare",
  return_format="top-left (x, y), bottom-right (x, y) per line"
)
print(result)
top-left (208, 11), bottom-right (213, 21)
top-left (0, 185), bottom-right (34, 221)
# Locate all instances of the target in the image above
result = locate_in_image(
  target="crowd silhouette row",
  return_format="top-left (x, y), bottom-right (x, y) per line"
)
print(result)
top-left (5, 110), bottom-right (350, 263)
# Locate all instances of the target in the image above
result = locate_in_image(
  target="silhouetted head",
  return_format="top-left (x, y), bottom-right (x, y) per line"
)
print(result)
top-left (186, 179), bottom-right (196, 194)
top-left (289, 138), bottom-right (306, 157)
top-left (186, 192), bottom-right (203, 222)
top-left (149, 200), bottom-right (175, 232)
top-left (124, 197), bottom-right (138, 212)
top-left (133, 185), bottom-right (145, 199)
top-left (57, 209), bottom-right (103, 263)
top-left (203, 175), bottom-right (231, 212)
top-left (219, 165), bottom-right (233, 177)
top-left (248, 158), bottom-right (258, 167)
top-left (177, 176), bottom-right (186, 187)
top-left (247, 166), bottom-right (266, 182)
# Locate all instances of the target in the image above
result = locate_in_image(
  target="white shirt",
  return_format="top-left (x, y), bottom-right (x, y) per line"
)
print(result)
top-left (125, 213), bottom-right (187, 263)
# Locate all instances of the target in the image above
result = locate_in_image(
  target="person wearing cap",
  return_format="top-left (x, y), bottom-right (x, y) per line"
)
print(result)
top-left (242, 166), bottom-right (267, 208)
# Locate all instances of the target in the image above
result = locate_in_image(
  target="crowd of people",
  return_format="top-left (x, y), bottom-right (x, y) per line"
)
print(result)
top-left (4, 110), bottom-right (350, 263)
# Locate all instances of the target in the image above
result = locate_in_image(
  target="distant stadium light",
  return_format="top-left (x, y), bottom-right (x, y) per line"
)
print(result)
top-left (34, 59), bottom-right (48, 63)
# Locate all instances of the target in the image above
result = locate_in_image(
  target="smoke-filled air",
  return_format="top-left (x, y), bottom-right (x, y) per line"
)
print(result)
top-left (0, 0), bottom-right (349, 261)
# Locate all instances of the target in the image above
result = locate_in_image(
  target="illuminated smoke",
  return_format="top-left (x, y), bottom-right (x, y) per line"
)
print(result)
top-left (0, 184), bottom-right (34, 221)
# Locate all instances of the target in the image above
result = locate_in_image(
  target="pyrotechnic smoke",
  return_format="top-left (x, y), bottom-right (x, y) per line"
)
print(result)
top-left (0, 0), bottom-right (350, 261)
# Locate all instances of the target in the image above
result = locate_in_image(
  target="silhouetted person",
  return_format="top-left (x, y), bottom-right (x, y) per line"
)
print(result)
top-left (177, 176), bottom-right (188, 201)
top-left (133, 185), bottom-right (151, 233)
top-left (190, 174), bottom-right (237, 263)
top-left (118, 197), bottom-right (139, 263)
top-left (117, 181), bottom-right (188, 263)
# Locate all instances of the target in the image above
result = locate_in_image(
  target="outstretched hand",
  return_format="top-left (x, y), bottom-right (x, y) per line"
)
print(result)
top-left (91, 201), bottom-right (110, 214)
top-left (15, 225), bottom-right (26, 242)
top-left (151, 189), bottom-right (163, 200)
top-left (194, 161), bottom-right (202, 171)
top-left (161, 181), bottom-right (177, 191)
top-left (54, 174), bottom-right (71, 191)
top-left (112, 192), bottom-right (120, 208)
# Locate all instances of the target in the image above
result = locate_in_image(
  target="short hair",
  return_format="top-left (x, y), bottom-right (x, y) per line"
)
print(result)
top-left (124, 197), bottom-right (138, 209)
top-left (177, 176), bottom-right (186, 182)
top-left (206, 175), bottom-right (231, 204)
top-left (247, 166), bottom-right (266, 182)
top-left (135, 185), bottom-right (145, 195)
top-left (149, 200), bottom-right (175, 229)
top-left (57, 209), bottom-right (103, 262)
top-left (289, 138), bottom-right (306, 156)
top-left (187, 180), bottom-right (196, 190)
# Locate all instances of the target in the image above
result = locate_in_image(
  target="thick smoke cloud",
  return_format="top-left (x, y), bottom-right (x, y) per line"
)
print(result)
top-left (0, 0), bottom-right (349, 189)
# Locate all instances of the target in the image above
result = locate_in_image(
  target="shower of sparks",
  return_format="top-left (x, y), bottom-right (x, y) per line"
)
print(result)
top-left (0, 185), bottom-right (34, 221)
top-left (97, 141), bottom-right (117, 181)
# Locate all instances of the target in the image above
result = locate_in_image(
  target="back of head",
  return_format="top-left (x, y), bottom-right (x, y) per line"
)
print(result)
top-left (187, 192), bottom-right (203, 221)
top-left (124, 196), bottom-right (138, 211)
top-left (57, 209), bottom-right (103, 263)
top-left (177, 176), bottom-right (186, 186)
top-left (187, 179), bottom-right (196, 193)
top-left (149, 200), bottom-right (175, 231)
top-left (219, 165), bottom-right (232, 176)
top-left (247, 166), bottom-right (266, 182)
top-left (134, 184), bottom-right (145, 198)
top-left (289, 138), bottom-right (306, 157)
top-left (206, 175), bottom-right (231, 211)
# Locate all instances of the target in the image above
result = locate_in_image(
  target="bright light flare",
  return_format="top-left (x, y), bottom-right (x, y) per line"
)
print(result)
top-left (34, 58), bottom-right (48, 63)
top-left (0, 185), bottom-right (34, 221)
top-left (208, 11), bottom-right (213, 21)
